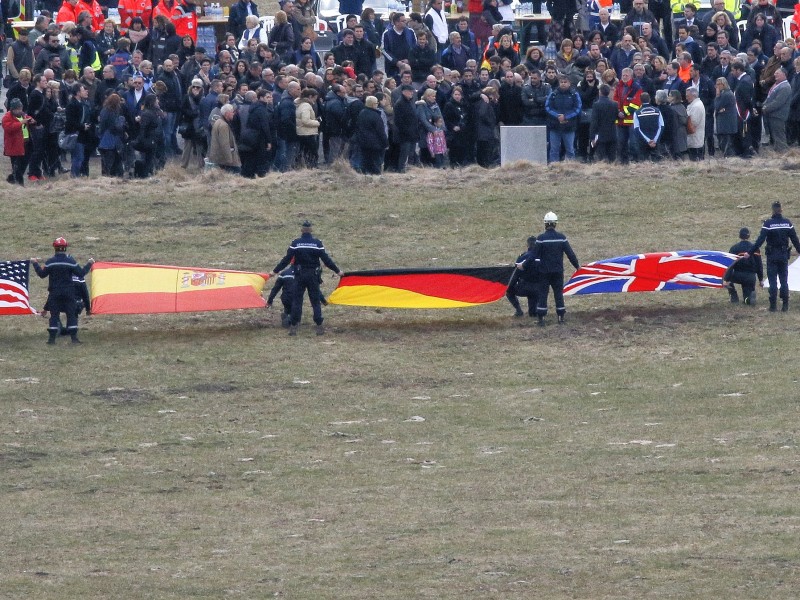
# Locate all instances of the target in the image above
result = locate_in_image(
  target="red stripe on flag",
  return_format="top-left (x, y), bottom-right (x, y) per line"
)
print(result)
top-left (91, 286), bottom-right (266, 315)
top-left (337, 273), bottom-right (509, 304)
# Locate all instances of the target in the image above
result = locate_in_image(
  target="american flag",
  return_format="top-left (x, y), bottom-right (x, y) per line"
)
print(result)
top-left (564, 251), bottom-right (739, 296)
top-left (0, 260), bottom-right (37, 315)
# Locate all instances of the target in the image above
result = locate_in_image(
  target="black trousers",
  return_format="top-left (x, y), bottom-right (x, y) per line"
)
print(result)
top-left (28, 126), bottom-right (47, 178)
top-left (536, 272), bottom-right (567, 317)
top-left (361, 146), bottom-right (384, 174)
top-left (727, 270), bottom-right (756, 301)
top-left (291, 268), bottom-right (324, 326)
top-left (766, 259), bottom-right (789, 304)
top-left (46, 292), bottom-right (78, 335)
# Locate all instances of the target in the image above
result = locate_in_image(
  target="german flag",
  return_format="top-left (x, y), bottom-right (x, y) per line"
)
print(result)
top-left (89, 262), bottom-right (269, 315)
top-left (328, 266), bottom-right (516, 309)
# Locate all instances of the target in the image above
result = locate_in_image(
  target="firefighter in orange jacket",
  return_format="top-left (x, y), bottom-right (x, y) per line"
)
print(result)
top-left (118, 0), bottom-right (153, 30)
top-left (56, 0), bottom-right (92, 26)
top-left (153, 0), bottom-right (197, 42)
top-left (613, 67), bottom-right (642, 164)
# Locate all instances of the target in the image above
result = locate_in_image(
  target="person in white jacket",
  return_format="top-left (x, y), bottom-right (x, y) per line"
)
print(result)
top-left (685, 87), bottom-right (706, 161)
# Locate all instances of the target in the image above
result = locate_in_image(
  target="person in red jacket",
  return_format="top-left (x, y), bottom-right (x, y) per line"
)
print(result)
top-left (56, 0), bottom-right (92, 26)
top-left (613, 67), bottom-right (642, 164)
top-left (153, 0), bottom-right (197, 42)
top-left (2, 98), bottom-right (34, 186)
top-left (118, 0), bottom-right (153, 31)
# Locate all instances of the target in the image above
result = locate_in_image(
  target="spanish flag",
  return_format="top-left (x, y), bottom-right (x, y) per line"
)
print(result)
top-left (89, 262), bottom-right (269, 315)
top-left (328, 266), bottom-right (515, 309)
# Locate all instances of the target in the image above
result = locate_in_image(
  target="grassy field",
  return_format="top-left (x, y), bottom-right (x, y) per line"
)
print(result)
top-left (2, 159), bottom-right (800, 599)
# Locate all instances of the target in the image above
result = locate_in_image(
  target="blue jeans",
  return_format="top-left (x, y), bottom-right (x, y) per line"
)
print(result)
top-left (548, 129), bottom-right (575, 163)
top-left (71, 142), bottom-right (85, 177)
top-left (162, 111), bottom-right (177, 155)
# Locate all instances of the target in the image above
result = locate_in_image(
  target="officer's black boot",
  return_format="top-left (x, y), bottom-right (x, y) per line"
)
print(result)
top-left (769, 299), bottom-right (777, 312)
top-left (71, 332), bottom-right (82, 344)
top-left (727, 283), bottom-right (739, 303)
top-left (782, 299), bottom-right (789, 312)
top-left (558, 313), bottom-right (565, 324)
top-left (47, 331), bottom-right (57, 345)
top-left (537, 315), bottom-right (545, 327)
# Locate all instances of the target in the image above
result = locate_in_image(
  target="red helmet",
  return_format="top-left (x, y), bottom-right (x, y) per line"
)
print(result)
top-left (53, 237), bottom-right (68, 248)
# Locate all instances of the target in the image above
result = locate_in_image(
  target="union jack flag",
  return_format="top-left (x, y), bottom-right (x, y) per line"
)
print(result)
top-left (563, 251), bottom-right (739, 296)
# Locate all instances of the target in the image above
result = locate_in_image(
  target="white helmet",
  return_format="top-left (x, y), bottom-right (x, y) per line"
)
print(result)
top-left (544, 212), bottom-right (558, 224)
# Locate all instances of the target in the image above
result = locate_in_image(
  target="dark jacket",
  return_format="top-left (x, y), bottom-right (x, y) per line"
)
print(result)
top-left (245, 100), bottom-right (272, 151)
top-left (475, 98), bottom-right (498, 142)
top-left (521, 81), bottom-right (551, 124)
top-left (530, 228), bottom-right (580, 274)
top-left (155, 69), bottom-right (183, 113)
top-left (273, 232), bottom-right (341, 273)
top-left (393, 95), bottom-right (419, 143)
top-left (590, 95), bottom-right (618, 142)
top-left (714, 89), bottom-right (738, 134)
top-left (276, 95), bottom-right (298, 140)
top-left (322, 91), bottom-right (349, 137)
top-left (544, 86), bottom-right (582, 131)
top-left (180, 92), bottom-right (204, 141)
top-left (497, 82), bottom-right (524, 125)
top-left (751, 214), bottom-right (800, 262)
top-left (65, 98), bottom-right (94, 144)
top-left (730, 240), bottom-right (763, 280)
top-left (33, 253), bottom-right (90, 296)
top-left (356, 106), bottom-right (388, 151)
top-left (269, 22), bottom-right (295, 60)
top-left (408, 44), bottom-right (437, 82)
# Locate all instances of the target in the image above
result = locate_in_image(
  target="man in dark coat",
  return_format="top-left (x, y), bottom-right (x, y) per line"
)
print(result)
top-left (529, 212), bottom-right (580, 326)
top-left (155, 58), bottom-right (183, 156)
top-left (355, 95), bottom-right (388, 174)
top-left (393, 84), bottom-right (419, 172)
top-left (242, 88), bottom-right (273, 177)
top-left (731, 61), bottom-right (755, 157)
top-left (497, 71), bottom-right (523, 125)
top-left (590, 83), bottom-right (618, 162)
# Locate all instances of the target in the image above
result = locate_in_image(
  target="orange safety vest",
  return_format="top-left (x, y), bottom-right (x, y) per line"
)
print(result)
top-left (118, 0), bottom-right (154, 29)
top-left (153, 0), bottom-right (197, 41)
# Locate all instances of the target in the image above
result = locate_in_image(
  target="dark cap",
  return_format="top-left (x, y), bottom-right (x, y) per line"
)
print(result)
top-left (250, 61), bottom-right (262, 68)
top-left (400, 84), bottom-right (415, 92)
top-left (17, 28), bottom-right (29, 35)
top-left (772, 200), bottom-right (782, 210)
top-left (195, 46), bottom-right (207, 54)
top-left (739, 227), bottom-right (750, 239)
top-left (301, 220), bottom-right (313, 228)
top-left (341, 28), bottom-right (354, 37)
top-left (8, 98), bottom-right (23, 110)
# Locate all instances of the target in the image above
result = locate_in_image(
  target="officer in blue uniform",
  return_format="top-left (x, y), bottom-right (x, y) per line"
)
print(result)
top-left (32, 237), bottom-right (94, 344)
top-left (530, 211), bottom-right (580, 326)
top-left (725, 227), bottom-right (763, 306)
top-left (506, 236), bottom-right (539, 317)
top-left (267, 264), bottom-right (297, 328)
top-left (748, 201), bottom-right (800, 312)
top-left (272, 221), bottom-right (344, 336)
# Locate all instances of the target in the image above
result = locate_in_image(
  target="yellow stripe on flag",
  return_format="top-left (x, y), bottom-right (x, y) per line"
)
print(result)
top-left (328, 284), bottom-right (479, 308)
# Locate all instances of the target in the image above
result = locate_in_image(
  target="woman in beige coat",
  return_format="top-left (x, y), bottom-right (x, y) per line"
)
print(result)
top-left (208, 104), bottom-right (241, 174)
top-left (295, 88), bottom-right (320, 168)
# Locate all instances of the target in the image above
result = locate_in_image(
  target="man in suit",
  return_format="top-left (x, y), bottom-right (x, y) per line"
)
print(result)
top-left (731, 60), bottom-right (756, 157)
top-left (761, 67), bottom-right (791, 151)
top-left (590, 83), bottom-right (619, 162)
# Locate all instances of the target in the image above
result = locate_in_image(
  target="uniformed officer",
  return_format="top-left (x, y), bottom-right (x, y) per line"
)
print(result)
top-left (32, 237), bottom-right (94, 344)
top-left (748, 201), bottom-right (800, 312)
top-left (267, 264), bottom-right (297, 328)
top-left (271, 221), bottom-right (344, 336)
top-left (506, 236), bottom-right (540, 317)
top-left (530, 212), bottom-right (580, 326)
top-left (725, 227), bottom-right (763, 305)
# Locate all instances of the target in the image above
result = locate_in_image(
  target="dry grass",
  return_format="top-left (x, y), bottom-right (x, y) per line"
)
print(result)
top-left (2, 157), bottom-right (800, 598)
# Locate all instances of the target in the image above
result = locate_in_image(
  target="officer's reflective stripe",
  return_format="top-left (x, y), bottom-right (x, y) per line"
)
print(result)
top-left (763, 224), bottom-right (794, 229)
top-left (536, 239), bottom-right (569, 243)
top-left (290, 243), bottom-right (325, 249)
top-left (66, 326), bottom-right (78, 330)
top-left (46, 261), bottom-right (79, 267)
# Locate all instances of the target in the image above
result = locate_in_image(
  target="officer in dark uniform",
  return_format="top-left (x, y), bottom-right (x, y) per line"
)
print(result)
top-left (725, 227), bottom-right (763, 305)
top-left (32, 237), bottom-right (94, 344)
top-left (266, 264), bottom-right (297, 328)
top-left (271, 221), bottom-right (344, 336)
top-left (506, 236), bottom-right (539, 317)
top-left (748, 201), bottom-right (800, 312)
top-left (530, 211), bottom-right (580, 326)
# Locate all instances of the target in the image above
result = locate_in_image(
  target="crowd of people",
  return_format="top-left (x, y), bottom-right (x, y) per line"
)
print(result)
top-left (3, 0), bottom-right (800, 182)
